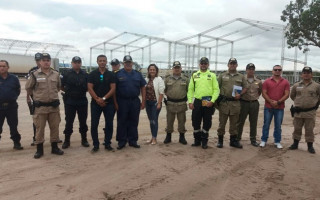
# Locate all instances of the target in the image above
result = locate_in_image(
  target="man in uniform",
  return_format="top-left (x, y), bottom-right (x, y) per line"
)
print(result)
top-left (27, 52), bottom-right (42, 146)
top-left (115, 55), bottom-right (146, 150)
top-left (25, 53), bottom-right (64, 159)
top-left (0, 60), bottom-right (23, 150)
top-left (236, 63), bottom-right (262, 147)
top-left (289, 66), bottom-right (320, 154)
top-left (88, 55), bottom-right (116, 152)
top-left (217, 58), bottom-right (247, 149)
top-left (61, 56), bottom-right (89, 149)
top-left (187, 57), bottom-right (220, 149)
top-left (163, 61), bottom-right (189, 145)
top-left (260, 65), bottom-right (290, 149)
top-left (110, 58), bottom-right (121, 72)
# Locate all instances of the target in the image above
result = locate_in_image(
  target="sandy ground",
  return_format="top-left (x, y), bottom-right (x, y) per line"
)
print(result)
top-left (0, 79), bottom-right (320, 200)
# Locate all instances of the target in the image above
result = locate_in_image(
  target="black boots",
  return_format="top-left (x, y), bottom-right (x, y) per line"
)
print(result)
top-left (217, 135), bottom-right (223, 148)
top-left (34, 143), bottom-right (44, 159)
top-left (230, 135), bottom-right (243, 149)
top-left (179, 133), bottom-right (187, 145)
top-left (13, 141), bottom-right (23, 150)
top-left (201, 132), bottom-right (208, 149)
top-left (163, 133), bottom-right (172, 144)
top-left (307, 142), bottom-right (315, 154)
top-left (62, 135), bottom-right (70, 149)
top-left (289, 139), bottom-right (299, 150)
top-left (191, 132), bottom-right (201, 147)
top-left (81, 133), bottom-right (90, 147)
top-left (51, 142), bottom-right (64, 155)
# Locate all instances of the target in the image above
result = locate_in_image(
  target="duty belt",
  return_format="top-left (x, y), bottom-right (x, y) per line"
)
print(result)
top-left (167, 96), bottom-right (187, 103)
top-left (240, 99), bottom-right (258, 102)
top-left (34, 100), bottom-right (60, 108)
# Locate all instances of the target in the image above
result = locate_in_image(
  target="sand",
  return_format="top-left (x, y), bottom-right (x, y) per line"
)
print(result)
top-left (0, 79), bottom-right (320, 200)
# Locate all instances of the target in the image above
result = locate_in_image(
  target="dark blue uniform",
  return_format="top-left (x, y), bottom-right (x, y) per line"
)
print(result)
top-left (0, 73), bottom-right (21, 142)
top-left (115, 69), bottom-right (146, 147)
top-left (61, 69), bottom-right (88, 137)
top-left (88, 69), bottom-right (115, 148)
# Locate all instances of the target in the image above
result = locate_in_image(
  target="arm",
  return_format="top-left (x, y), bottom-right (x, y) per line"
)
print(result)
top-left (157, 78), bottom-right (165, 109)
top-left (262, 89), bottom-right (278, 108)
top-left (140, 86), bottom-right (146, 110)
top-left (290, 85), bottom-right (296, 101)
top-left (208, 74), bottom-right (220, 107)
top-left (88, 82), bottom-right (104, 106)
top-left (187, 74), bottom-right (195, 109)
top-left (278, 90), bottom-right (290, 104)
top-left (25, 74), bottom-right (36, 103)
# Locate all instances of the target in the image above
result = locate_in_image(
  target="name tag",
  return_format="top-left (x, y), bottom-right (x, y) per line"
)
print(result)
top-left (297, 87), bottom-right (303, 89)
top-left (37, 78), bottom-right (46, 81)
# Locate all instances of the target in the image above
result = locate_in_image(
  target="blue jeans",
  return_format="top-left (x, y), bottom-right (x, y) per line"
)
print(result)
top-left (261, 107), bottom-right (284, 143)
top-left (91, 102), bottom-right (115, 148)
top-left (146, 100), bottom-right (161, 138)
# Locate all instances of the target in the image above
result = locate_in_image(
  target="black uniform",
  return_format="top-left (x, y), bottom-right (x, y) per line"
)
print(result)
top-left (61, 69), bottom-right (88, 138)
top-left (0, 73), bottom-right (21, 144)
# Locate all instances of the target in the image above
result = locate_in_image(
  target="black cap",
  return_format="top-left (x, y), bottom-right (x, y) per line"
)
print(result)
top-left (246, 63), bottom-right (255, 69)
top-left (302, 66), bottom-right (312, 73)
top-left (111, 58), bottom-right (120, 65)
top-left (228, 58), bottom-right (237, 64)
top-left (41, 53), bottom-right (51, 60)
top-left (200, 57), bottom-right (209, 64)
top-left (35, 53), bottom-right (42, 61)
top-left (72, 56), bottom-right (82, 63)
top-left (172, 61), bottom-right (181, 68)
top-left (123, 55), bottom-right (133, 63)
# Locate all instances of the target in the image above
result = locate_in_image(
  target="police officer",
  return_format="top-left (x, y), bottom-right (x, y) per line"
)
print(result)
top-left (217, 58), bottom-right (247, 149)
top-left (115, 55), bottom-right (146, 150)
top-left (88, 55), bottom-right (116, 152)
top-left (25, 53), bottom-right (64, 159)
top-left (289, 66), bottom-right (320, 154)
top-left (0, 60), bottom-right (23, 150)
top-left (61, 56), bottom-right (89, 149)
top-left (163, 61), bottom-right (189, 145)
top-left (110, 58), bottom-right (121, 72)
top-left (187, 57), bottom-right (220, 149)
top-left (236, 63), bottom-right (262, 147)
top-left (27, 52), bottom-right (42, 146)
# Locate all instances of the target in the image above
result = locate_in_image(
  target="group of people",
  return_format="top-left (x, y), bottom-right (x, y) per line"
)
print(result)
top-left (0, 53), bottom-right (318, 159)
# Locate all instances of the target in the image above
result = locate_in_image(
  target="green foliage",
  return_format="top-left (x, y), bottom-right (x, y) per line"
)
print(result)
top-left (281, 0), bottom-right (320, 51)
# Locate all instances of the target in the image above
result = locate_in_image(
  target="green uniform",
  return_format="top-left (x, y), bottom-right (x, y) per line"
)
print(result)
top-left (290, 80), bottom-right (320, 142)
top-left (165, 74), bottom-right (189, 134)
top-left (217, 71), bottom-right (247, 136)
top-left (236, 76), bottom-right (262, 141)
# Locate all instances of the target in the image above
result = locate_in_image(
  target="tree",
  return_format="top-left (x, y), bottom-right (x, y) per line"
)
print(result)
top-left (281, 0), bottom-right (320, 51)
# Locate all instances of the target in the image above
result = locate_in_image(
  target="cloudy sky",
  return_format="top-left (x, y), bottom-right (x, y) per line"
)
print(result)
top-left (0, 0), bottom-right (319, 71)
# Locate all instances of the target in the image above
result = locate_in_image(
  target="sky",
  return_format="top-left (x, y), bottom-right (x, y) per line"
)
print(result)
top-left (0, 0), bottom-right (319, 71)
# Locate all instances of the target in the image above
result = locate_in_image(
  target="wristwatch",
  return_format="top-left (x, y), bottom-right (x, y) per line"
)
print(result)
top-left (102, 97), bottom-right (106, 101)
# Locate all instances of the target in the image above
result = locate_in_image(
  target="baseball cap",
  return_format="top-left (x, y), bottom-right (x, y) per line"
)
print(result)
top-left (35, 53), bottom-right (42, 61)
top-left (72, 56), bottom-right (82, 63)
top-left (228, 58), bottom-right (237, 64)
top-left (302, 66), bottom-right (312, 73)
top-left (200, 57), bottom-right (209, 64)
top-left (246, 63), bottom-right (255, 69)
top-left (172, 61), bottom-right (181, 68)
top-left (111, 58), bottom-right (120, 65)
top-left (123, 55), bottom-right (133, 63)
top-left (41, 53), bottom-right (51, 60)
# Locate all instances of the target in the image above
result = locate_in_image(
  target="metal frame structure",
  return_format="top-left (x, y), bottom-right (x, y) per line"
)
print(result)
top-left (0, 38), bottom-right (79, 62)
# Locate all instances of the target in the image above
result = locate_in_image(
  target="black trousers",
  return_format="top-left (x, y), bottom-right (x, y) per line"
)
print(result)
top-left (191, 99), bottom-right (215, 132)
top-left (63, 104), bottom-right (88, 136)
top-left (0, 106), bottom-right (21, 142)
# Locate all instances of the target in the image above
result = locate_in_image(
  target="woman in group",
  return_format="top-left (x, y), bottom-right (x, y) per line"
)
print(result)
top-left (145, 64), bottom-right (165, 145)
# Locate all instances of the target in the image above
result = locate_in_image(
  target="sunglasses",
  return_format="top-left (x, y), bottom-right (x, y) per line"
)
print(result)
top-left (100, 74), bottom-right (103, 82)
top-left (273, 69), bottom-right (282, 72)
top-left (200, 62), bottom-right (208, 65)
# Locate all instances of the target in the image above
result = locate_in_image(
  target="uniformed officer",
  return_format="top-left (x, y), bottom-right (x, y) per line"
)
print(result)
top-left (27, 52), bottom-right (42, 146)
top-left (289, 66), bottom-right (320, 154)
top-left (61, 56), bottom-right (89, 149)
top-left (217, 58), bottom-right (247, 149)
top-left (88, 55), bottom-right (116, 152)
top-left (115, 55), bottom-right (146, 150)
top-left (187, 57), bottom-right (220, 149)
top-left (236, 63), bottom-right (262, 147)
top-left (25, 53), bottom-right (64, 159)
top-left (163, 61), bottom-right (189, 145)
top-left (0, 60), bottom-right (23, 150)
top-left (110, 58), bottom-right (121, 72)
